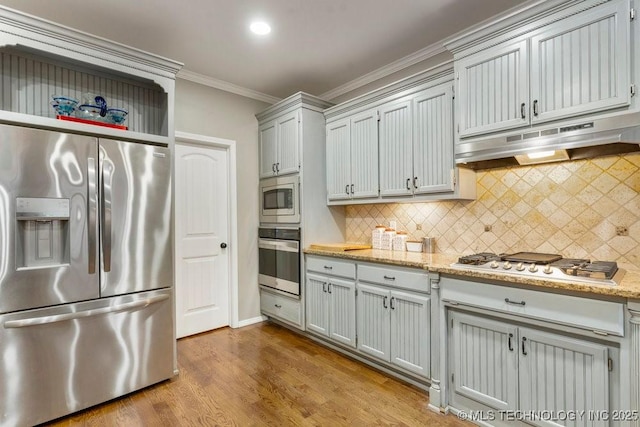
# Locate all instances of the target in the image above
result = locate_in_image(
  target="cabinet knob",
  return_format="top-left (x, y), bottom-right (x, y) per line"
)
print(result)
top-left (220, 242), bottom-right (227, 249)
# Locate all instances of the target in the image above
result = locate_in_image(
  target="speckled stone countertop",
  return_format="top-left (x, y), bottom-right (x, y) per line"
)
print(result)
top-left (304, 247), bottom-right (640, 300)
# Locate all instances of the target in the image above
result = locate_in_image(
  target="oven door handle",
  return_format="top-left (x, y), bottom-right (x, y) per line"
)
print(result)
top-left (258, 239), bottom-right (299, 252)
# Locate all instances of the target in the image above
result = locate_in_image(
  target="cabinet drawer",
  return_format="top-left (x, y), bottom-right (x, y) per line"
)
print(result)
top-left (441, 276), bottom-right (624, 336)
top-left (358, 263), bottom-right (429, 293)
top-left (306, 256), bottom-right (356, 279)
top-left (260, 289), bottom-right (302, 327)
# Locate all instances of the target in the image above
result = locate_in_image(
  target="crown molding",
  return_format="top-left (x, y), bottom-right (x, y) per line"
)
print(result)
top-left (319, 42), bottom-right (447, 101)
top-left (0, 5), bottom-right (183, 79)
top-left (177, 69), bottom-right (281, 104)
top-left (255, 92), bottom-right (333, 122)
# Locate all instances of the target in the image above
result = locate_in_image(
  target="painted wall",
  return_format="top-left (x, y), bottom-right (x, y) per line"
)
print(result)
top-left (345, 154), bottom-right (640, 266)
top-left (174, 79), bottom-right (270, 322)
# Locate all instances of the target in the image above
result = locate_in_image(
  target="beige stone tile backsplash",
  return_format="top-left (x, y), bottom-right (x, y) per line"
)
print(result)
top-left (345, 154), bottom-right (640, 265)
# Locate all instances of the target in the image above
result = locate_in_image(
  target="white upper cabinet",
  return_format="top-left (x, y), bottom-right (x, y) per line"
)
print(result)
top-left (350, 110), bottom-right (380, 199)
top-left (452, 0), bottom-right (632, 141)
top-left (324, 65), bottom-right (475, 205)
top-left (259, 110), bottom-right (300, 178)
top-left (276, 111), bottom-right (301, 175)
top-left (326, 109), bottom-right (379, 201)
top-left (379, 99), bottom-right (413, 197)
top-left (379, 84), bottom-right (456, 197)
top-left (529, 0), bottom-right (630, 124)
top-left (457, 39), bottom-right (529, 137)
top-left (326, 118), bottom-right (352, 201)
top-left (413, 84), bottom-right (455, 194)
top-left (259, 120), bottom-right (278, 177)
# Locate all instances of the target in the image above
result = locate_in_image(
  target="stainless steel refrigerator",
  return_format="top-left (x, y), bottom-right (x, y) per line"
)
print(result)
top-left (0, 124), bottom-right (174, 426)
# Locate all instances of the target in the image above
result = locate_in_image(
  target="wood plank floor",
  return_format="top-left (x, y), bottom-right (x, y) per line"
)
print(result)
top-left (47, 322), bottom-right (470, 426)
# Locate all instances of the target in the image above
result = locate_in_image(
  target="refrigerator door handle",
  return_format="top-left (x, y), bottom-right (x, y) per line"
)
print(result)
top-left (87, 157), bottom-right (97, 274)
top-left (101, 161), bottom-right (113, 272)
top-left (3, 294), bottom-right (170, 329)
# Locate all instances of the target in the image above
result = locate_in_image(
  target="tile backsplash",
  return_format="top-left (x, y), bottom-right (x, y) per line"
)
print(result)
top-left (346, 154), bottom-right (640, 265)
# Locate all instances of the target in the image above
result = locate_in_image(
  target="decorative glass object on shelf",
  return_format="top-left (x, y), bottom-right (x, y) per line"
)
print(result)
top-left (50, 95), bottom-right (129, 129)
top-left (50, 96), bottom-right (79, 116)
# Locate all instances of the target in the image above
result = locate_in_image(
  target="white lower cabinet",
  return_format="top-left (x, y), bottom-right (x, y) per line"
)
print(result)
top-left (260, 288), bottom-right (302, 328)
top-left (451, 310), bottom-right (611, 427)
top-left (357, 283), bottom-right (430, 378)
top-left (306, 272), bottom-right (356, 348)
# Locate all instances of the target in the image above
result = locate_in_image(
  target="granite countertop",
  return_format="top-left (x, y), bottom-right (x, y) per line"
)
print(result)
top-left (304, 247), bottom-right (640, 300)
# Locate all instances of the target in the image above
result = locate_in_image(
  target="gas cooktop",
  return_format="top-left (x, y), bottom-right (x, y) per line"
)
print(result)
top-left (453, 252), bottom-right (625, 286)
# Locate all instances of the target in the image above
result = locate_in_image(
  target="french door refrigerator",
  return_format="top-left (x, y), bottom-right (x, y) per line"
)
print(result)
top-left (0, 124), bottom-right (174, 426)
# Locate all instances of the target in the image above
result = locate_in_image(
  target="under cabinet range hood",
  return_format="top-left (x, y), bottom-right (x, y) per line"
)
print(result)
top-left (455, 112), bottom-right (640, 170)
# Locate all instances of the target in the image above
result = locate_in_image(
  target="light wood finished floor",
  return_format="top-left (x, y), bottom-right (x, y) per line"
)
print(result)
top-left (48, 322), bottom-right (470, 426)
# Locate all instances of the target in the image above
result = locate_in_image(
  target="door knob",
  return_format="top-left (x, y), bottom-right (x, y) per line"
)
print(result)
top-left (220, 243), bottom-right (227, 249)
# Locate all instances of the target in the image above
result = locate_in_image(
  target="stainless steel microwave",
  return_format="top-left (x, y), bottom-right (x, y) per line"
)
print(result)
top-left (259, 175), bottom-right (300, 224)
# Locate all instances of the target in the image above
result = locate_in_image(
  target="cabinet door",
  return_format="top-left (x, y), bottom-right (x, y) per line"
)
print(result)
top-left (390, 290), bottom-right (430, 378)
top-left (259, 119), bottom-right (277, 178)
top-left (530, 1), bottom-right (630, 125)
top-left (379, 99), bottom-right (413, 197)
top-left (306, 273), bottom-right (329, 337)
top-left (326, 119), bottom-right (352, 201)
top-left (275, 111), bottom-right (300, 176)
top-left (328, 277), bottom-right (356, 348)
top-left (357, 283), bottom-right (390, 361)
top-left (518, 327), bottom-right (609, 427)
top-left (350, 109), bottom-right (379, 199)
top-left (457, 39), bottom-right (529, 137)
top-left (413, 84), bottom-right (455, 194)
top-left (450, 311), bottom-right (518, 411)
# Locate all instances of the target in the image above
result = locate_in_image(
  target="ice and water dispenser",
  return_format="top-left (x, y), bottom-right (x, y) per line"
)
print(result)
top-left (15, 197), bottom-right (70, 269)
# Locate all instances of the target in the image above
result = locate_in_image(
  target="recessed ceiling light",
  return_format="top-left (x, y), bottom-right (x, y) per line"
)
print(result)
top-left (250, 21), bottom-right (271, 35)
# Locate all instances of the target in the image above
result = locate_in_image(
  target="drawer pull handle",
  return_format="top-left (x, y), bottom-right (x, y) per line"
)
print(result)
top-left (520, 102), bottom-right (526, 119)
top-left (322, 282), bottom-right (327, 293)
top-left (274, 304), bottom-right (282, 309)
top-left (327, 283), bottom-right (332, 294)
top-left (324, 266), bottom-right (333, 270)
top-left (505, 298), bottom-right (525, 306)
top-left (390, 297), bottom-right (395, 310)
top-left (383, 296), bottom-right (388, 309)
top-left (522, 336), bottom-right (528, 356)
top-left (508, 333), bottom-right (514, 352)
top-left (383, 275), bottom-right (396, 281)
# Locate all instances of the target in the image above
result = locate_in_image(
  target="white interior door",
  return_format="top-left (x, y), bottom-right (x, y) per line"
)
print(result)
top-left (175, 143), bottom-right (230, 338)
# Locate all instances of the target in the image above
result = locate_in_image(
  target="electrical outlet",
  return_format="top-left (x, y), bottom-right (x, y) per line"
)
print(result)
top-left (484, 225), bottom-right (492, 232)
top-left (416, 224), bottom-right (422, 231)
top-left (615, 226), bottom-right (629, 236)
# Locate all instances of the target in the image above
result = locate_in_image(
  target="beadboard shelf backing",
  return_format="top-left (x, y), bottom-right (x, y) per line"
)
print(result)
top-left (0, 46), bottom-right (168, 137)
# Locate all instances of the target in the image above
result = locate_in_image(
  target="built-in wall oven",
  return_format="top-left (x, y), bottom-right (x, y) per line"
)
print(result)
top-left (258, 227), bottom-right (301, 296)
top-left (259, 175), bottom-right (300, 224)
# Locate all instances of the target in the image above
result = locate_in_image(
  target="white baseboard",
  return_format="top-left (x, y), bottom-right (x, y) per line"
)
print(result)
top-left (234, 315), bottom-right (267, 328)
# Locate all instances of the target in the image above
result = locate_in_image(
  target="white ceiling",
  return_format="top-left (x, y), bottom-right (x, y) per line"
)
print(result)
top-left (0, 0), bottom-right (528, 102)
